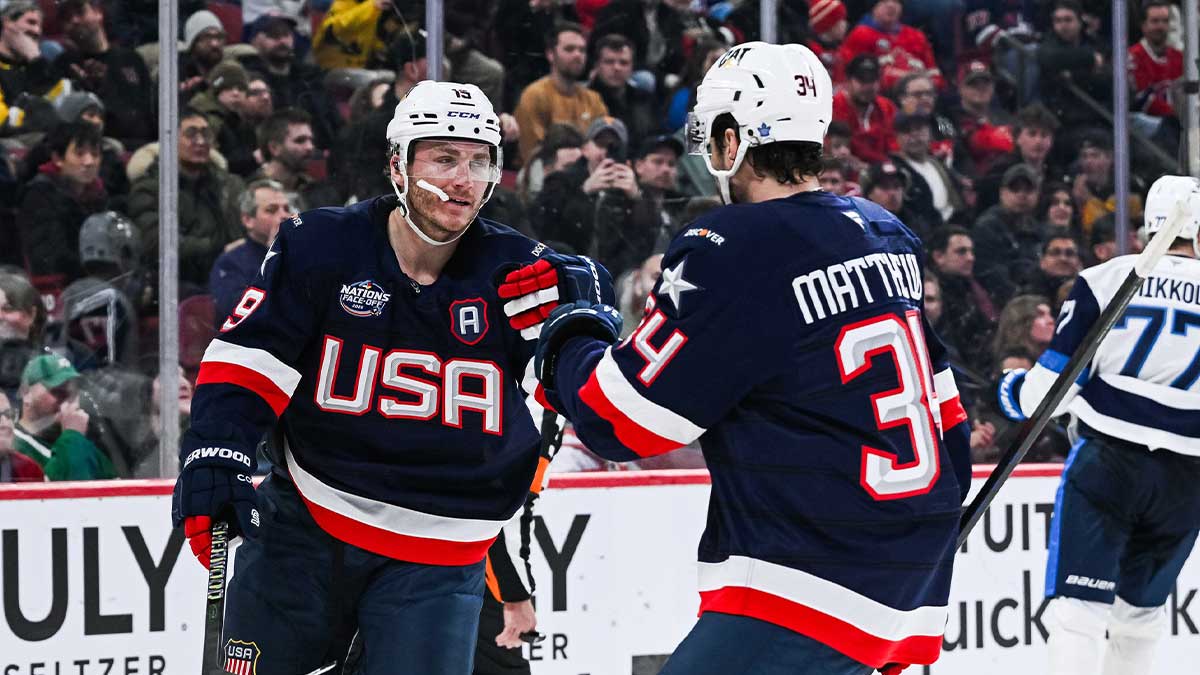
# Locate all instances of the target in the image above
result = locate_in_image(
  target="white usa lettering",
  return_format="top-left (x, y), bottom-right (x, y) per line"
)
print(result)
top-left (314, 337), bottom-right (503, 435)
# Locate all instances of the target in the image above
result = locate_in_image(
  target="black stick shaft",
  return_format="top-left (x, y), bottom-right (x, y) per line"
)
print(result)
top-left (957, 270), bottom-right (1146, 548)
top-left (201, 521), bottom-right (230, 674)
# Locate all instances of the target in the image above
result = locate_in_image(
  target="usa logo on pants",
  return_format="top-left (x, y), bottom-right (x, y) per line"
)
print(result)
top-left (450, 298), bottom-right (489, 345)
top-left (224, 639), bottom-right (261, 675)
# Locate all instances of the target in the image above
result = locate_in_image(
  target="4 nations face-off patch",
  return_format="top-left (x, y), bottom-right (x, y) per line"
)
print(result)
top-left (338, 280), bottom-right (392, 317)
top-left (223, 639), bottom-right (260, 675)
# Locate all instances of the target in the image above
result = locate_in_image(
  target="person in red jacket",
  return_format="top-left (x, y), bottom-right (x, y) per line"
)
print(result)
top-left (0, 391), bottom-right (45, 483)
top-left (806, 0), bottom-right (848, 82)
top-left (837, 0), bottom-right (944, 93)
top-left (831, 55), bottom-right (897, 164)
top-left (1128, 0), bottom-right (1182, 119)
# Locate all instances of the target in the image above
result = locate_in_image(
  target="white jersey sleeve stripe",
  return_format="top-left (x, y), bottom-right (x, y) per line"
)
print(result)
top-left (593, 348), bottom-right (706, 445)
top-left (933, 368), bottom-right (958, 400)
top-left (201, 339), bottom-right (303, 398)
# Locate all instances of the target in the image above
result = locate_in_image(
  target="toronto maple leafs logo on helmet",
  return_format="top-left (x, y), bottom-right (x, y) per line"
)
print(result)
top-left (338, 280), bottom-right (392, 317)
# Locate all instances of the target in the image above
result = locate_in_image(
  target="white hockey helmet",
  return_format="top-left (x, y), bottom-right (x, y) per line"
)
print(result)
top-left (385, 80), bottom-right (504, 246)
top-left (687, 42), bottom-right (833, 203)
top-left (1144, 175), bottom-right (1200, 246)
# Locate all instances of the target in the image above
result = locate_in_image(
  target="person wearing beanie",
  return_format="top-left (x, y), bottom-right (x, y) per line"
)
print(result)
top-left (806, 0), bottom-right (848, 80)
top-left (180, 9), bottom-right (227, 95)
top-left (188, 61), bottom-right (258, 177)
top-left (55, 91), bottom-right (103, 126)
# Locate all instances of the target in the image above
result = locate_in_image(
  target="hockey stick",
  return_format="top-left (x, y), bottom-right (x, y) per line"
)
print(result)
top-left (956, 200), bottom-right (1189, 548)
top-left (201, 521), bottom-right (230, 675)
top-left (515, 408), bottom-right (562, 646)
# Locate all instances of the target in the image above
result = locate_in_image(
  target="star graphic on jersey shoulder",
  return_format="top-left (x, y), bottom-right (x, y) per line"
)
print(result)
top-left (260, 249), bottom-right (278, 276)
top-left (658, 259), bottom-right (699, 312)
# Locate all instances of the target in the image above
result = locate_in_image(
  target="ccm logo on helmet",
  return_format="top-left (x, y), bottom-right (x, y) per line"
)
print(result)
top-left (446, 111), bottom-right (482, 119)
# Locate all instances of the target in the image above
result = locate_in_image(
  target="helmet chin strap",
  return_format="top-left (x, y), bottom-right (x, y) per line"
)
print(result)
top-left (390, 173), bottom-right (484, 248)
top-left (704, 139), bottom-right (751, 205)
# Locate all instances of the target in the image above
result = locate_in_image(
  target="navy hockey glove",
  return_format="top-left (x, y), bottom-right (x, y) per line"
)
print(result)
top-left (171, 443), bottom-right (261, 569)
top-left (535, 300), bottom-right (623, 386)
top-left (497, 255), bottom-right (615, 340)
top-left (996, 368), bottom-right (1028, 422)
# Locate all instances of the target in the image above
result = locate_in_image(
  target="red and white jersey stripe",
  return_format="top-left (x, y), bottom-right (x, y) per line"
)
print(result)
top-left (196, 339), bottom-right (303, 415)
top-left (697, 556), bottom-right (947, 667)
top-left (577, 348), bottom-right (706, 457)
top-left (286, 445), bottom-right (502, 565)
top-left (933, 368), bottom-right (969, 430)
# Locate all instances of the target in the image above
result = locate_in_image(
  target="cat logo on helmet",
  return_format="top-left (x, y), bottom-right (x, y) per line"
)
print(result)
top-left (717, 46), bottom-right (753, 68)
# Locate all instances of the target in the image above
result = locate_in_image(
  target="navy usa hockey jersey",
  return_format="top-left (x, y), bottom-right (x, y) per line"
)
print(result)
top-left (1014, 253), bottom-right (1200, 453)
top-left (549, 191), bottom-right (972, 668)
top-left (186, 196), bottom-right (553, 565)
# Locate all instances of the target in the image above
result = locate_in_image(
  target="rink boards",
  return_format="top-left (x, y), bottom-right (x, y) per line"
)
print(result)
top-left (1, 467), bottom-right (1198, 674)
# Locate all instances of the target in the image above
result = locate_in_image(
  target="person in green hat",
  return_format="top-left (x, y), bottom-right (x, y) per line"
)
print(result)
top-left (13, 354), bottom-right (114, 480)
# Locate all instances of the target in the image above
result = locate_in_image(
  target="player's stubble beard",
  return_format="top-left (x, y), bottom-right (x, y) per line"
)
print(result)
top-left (406, 179), bottom-right (482, 244)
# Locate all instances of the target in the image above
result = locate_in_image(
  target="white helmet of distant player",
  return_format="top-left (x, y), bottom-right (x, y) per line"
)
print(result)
top-left (385, 81), bottom-right (503, 246)
top-left (1144, 175), bottom-right (1200, 254)
top-left (687, 42), bottom-right (833, 204)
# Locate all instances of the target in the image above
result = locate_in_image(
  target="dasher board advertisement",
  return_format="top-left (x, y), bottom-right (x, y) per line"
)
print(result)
top-left (1, 467), bottom-right (1197, 674)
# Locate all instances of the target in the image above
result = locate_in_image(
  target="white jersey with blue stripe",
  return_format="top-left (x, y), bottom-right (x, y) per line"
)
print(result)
top-left (1017, 253), bottom-right (1200, 454)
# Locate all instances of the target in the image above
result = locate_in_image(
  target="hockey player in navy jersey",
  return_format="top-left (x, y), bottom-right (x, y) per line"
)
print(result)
top-left (169, 80), bottom-right (593, 674)
top-left (497, 42), bottom-right (973, 675)
top-left (998, 175), bottom-right (1200, 675)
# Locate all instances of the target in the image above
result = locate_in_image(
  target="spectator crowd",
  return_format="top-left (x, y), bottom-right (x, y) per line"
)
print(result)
top-left (0, 0), bottom-right (1191, 481)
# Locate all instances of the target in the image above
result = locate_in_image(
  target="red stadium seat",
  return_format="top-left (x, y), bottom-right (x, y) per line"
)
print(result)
top-left (499, 169), bottom-right (517, 190)
top-left (306, 156), bottom-right (328, 182)
top-left (310, 10), bottom-right (325, 38)
top-left (179, 293), bottom-right (217, 378)
top-left (37, 0), bottom-right (61, 40)
top-left (206, 2), bottom-right (243, 44)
